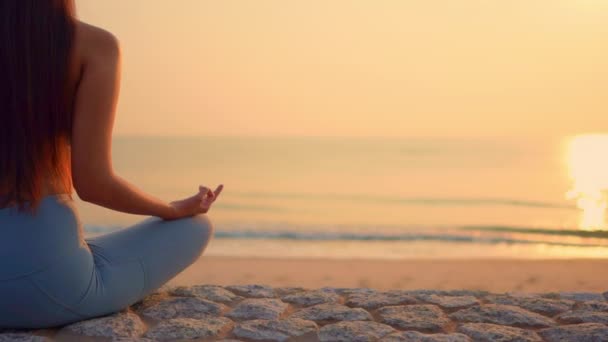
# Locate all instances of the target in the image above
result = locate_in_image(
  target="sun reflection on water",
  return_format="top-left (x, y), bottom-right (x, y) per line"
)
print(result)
top-left (566, 134), bottom-right (608, 230)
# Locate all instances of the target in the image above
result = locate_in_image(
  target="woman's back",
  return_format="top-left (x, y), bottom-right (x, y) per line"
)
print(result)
top-left (0, 0), bottom-right (77, 206)
top-left (0, 18), bottom-right (117, 202)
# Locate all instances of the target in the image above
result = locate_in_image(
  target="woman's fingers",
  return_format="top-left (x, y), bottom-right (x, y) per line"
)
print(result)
top-left (201, 184), bottom-right (223, 202)
top-left (210, 184), bottom-right (223, 202)
top-left (197, 185), bottom-right (212, 201)
top-left (197, 184), bottom-right (223, 213)
top-left (214, 184), bottom-right (223, 196)
top-left (199, 185), bottom-right (210, 196)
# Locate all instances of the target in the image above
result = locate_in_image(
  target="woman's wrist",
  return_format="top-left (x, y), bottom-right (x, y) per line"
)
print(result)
top-left (159, 202), bottom-right (180, 220)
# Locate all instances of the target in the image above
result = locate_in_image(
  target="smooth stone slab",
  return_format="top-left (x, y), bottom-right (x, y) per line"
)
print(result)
top-left (346, 290), bottom-right (418, 310)
top-left (449, 304), bottom-right (555, 328)
top-left (540, 323), bottom-right (608, 342)
top-left (225, 284), bottom-right (275, 298)
top-left (486, 295), bottom-right (574, 316)
top-left (418, 294), bottom-right (479, 310)
top-left (144, 317), bottom-right (233, 340)
top-left (378, 305), bottom-right (450, 333)
top-left (382, 331), bottom-right (470, 342)
top-left (458, 323), bottom-right (542, 342)
top-left (140, 296), bottom-right (228, 320)
top-left (226, 298), bottom-right (289, 320)
top-left (0, 334), bottom-right (50, 342)
top-left (557, 310), bottom-right (608, 324)
top-left (559, 292), bottom-right (605, 302)
top-left (282, 289), bottom-right (341, 307)
top-left (290, 303), bottom-right (372, 323)
top-left (232, 318), bottom-right (318, 342)
top-left (318, 321), bottom-right (395, 342)
top-left (60, 311), bottom-right (145, 338)
top-left (169, 285), bottom-right (243, 303)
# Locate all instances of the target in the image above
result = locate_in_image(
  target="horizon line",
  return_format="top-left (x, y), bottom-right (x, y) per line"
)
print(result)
top-left (112, 133), bottom-right (581, 140)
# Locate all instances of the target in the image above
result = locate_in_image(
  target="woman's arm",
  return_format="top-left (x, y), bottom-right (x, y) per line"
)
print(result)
top-left (70, 23), bottom-right (221, 220)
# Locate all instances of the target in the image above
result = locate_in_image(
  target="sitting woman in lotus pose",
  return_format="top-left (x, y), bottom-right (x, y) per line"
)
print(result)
top-left (0, 0), bottom-right (223, 328)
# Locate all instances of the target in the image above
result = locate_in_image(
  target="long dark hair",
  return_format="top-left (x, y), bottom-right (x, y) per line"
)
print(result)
top-left (0, 0), bottom-right (77, 211)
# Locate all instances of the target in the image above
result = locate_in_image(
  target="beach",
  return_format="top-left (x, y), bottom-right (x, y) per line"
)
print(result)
top-left (168, 256), bottom-right (608, 293)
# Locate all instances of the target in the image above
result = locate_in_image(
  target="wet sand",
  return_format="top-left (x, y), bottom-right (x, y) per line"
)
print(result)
top-left (168, 256), bottom-right (608, 293)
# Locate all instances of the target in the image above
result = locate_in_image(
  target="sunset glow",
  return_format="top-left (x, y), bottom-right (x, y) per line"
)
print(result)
top-left (75, 0), bottom-right (608, 138)
top-left (566, 134), bottom-right (608, 230)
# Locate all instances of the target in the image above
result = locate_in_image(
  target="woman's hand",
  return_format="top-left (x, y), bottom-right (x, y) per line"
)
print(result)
top-left (164, 184), bottom-right (224, 220)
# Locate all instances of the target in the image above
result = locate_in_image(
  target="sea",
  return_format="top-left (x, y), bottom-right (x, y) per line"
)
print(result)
top-left (80, 135), bottom-right (608, 260)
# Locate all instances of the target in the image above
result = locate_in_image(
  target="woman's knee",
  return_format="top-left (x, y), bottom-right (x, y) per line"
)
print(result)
top-left (191, 214), bottom-right (214, 241)
top-left (173, 214), bottom-right (214, 255)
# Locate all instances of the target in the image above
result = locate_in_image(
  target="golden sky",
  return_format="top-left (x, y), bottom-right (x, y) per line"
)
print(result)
top-left (76, 0), bottom-right (608, 138)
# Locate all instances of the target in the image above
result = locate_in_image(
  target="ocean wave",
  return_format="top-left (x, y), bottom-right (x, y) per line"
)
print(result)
top-left (209, 230), bottom-right (604, 248)
top-left (461, 226), bottom-right (608, 239)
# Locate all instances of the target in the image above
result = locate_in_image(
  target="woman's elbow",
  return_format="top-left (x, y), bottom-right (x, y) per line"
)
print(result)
top-left (74, 183), bottom-right (101, 203)
top-left (72, 173), bottom-right (113, 203)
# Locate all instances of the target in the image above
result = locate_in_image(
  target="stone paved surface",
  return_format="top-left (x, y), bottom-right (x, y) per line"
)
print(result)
top-left (3, 285), bottom-right (608, 341)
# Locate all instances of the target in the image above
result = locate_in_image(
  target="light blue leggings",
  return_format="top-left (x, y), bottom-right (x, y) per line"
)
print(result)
top-left (0, 195), bottom-right (214, 329)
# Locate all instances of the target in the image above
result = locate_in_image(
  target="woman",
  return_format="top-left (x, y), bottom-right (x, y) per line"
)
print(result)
top-left (0, 0), bottom-right (223, 329)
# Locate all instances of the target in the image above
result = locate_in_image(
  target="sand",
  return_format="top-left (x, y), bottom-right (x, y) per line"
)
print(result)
top-left (168, 256), bottom-right (608, 293)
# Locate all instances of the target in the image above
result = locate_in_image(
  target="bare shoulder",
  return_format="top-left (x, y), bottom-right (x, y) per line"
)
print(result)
top-left (74, 20), bottom-right (121, 62)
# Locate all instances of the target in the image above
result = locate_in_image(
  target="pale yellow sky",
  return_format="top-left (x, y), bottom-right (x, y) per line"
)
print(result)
top-left (76, 0), bottom-right (608, 138)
